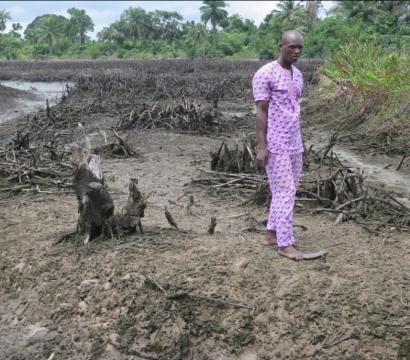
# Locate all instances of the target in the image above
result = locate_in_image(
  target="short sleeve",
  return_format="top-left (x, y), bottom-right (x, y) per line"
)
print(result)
top-left (252, 67), bottom-right (271, 102)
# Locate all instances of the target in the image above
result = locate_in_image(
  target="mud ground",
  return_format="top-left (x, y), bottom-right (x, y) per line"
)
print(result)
top-left (0, 84), bottom-right (40, 123)
top-left (1, 84), bottom-right (410, 360)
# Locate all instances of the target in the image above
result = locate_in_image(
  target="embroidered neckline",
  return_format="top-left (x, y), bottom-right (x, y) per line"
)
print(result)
top-left (273, 61), bottom-right (295, 75)
top-left (273, 61), bottom-right (298, 107)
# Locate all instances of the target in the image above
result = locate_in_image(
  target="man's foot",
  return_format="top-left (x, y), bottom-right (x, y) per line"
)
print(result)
top-left (278, 246), bottom-right (304, 260)
top-left (261, 230), bottom-right (277, 246)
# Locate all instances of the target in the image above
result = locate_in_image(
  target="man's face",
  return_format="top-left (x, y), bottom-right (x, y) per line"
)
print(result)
top-left (280, 37), bottom-right (304, 63)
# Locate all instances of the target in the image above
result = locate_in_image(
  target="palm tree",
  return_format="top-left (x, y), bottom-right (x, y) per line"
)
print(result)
top-left (102, 20), bottom-right (128, 48)
top-left (389, 1), bottom-right (410, 22)
top-left (151, 10), bottom-right (183, 44)
top-left (194, 23), bottom-right (208, 57)
top-left (305, 1), bottom-right (321, 32)
top-left (227, 13), bottom-right (245, 32)
top-left (0, 9), bottom-right (12, 37)
top-left (272, 1), bottom-right (309, 23)
top-left (184, 23), bottom-right (208, 57)
top-left (121, 7), bottom-right (154, 45)
top-left (111, 21), bottom-right (128, 45)
top-left (67, 8), bottom-right (94, 44)
top-left (200, 1), bottom-right (229, 46)
top-left (97, 27), bottom-right (112, 42)
top-left (329, 1), bottom-right (384, 21)
top-left (270, 1), bottom-right (310, 35)
top-left (36, 16), bottom-right (63, 54)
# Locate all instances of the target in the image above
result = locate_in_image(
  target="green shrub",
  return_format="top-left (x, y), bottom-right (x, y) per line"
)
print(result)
top-left (322, 40), bottom-right (410, 146)
top-left (117, 48), bottom-right (127, 59)
top-left (216, 32), bottom-right (246, 56)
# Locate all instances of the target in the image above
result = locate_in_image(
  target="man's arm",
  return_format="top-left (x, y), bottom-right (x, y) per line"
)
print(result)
top-left (255, 100), bottom-right (269, 168)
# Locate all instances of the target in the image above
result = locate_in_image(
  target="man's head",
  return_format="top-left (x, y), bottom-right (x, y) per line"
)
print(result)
top-left (279, 30), bottom-right (304, 64)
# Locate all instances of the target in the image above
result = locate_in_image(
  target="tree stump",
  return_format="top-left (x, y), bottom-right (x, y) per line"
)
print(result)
top-left (105, 179), bottom-right (148, 237)
top-left (70, 125), bottom-right (148, 243)
top-left (71, 136), bottom-right (114, 244)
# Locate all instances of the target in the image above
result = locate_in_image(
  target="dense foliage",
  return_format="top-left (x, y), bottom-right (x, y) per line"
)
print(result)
top-left (0, 1), bottom-right (410, 60)
top-left (320, 39), bottom-right (410, 147)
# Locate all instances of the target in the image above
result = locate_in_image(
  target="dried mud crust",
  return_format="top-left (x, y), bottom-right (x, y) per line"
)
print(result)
top-left (1, 128), bottom-right (410, 360)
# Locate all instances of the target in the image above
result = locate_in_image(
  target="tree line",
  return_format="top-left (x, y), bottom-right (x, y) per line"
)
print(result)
top-left (0, 1), bottom-right (410, 60)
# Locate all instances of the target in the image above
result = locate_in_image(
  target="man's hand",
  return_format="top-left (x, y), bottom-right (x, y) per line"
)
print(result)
top-left (302, 143), bottom-right (308, 163)
top-left (256, 148), bottom-right (269, 168)
top-left (255, 100), bottom-right (269, 169)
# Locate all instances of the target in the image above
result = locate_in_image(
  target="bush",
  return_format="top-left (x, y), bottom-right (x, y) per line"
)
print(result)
top-left (216, 32), bottom-right (246, 56)
top-left (121, 49), bottom-right (154, 59)
top-left (186, 47), bottom-right (197, 59)
top-left (322, 40), bottom-right (410, 145)
top-left (223, 47), bottom-right (258, 60)
top-left (117, 48), bottom-right (127, 59)
top-left (254, 33), bottom-right (277, 60)
top-left (83, 43), bottom-right (105, 59)
top-left (206, 46), bottom-right (225, 58)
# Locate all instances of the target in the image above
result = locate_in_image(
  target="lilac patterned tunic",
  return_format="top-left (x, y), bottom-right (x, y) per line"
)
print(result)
top-left (252, 61), bottom-right (304, 247)
top-left (252, 60), bottom-right (304, 155)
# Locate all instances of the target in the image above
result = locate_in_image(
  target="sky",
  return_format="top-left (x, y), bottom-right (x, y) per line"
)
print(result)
top-left (2, 1), bottom-right (333, 39)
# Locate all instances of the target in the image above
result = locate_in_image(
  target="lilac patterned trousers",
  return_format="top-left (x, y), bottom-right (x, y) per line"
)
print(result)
top-left (266, 153), bottom-right (303, 248)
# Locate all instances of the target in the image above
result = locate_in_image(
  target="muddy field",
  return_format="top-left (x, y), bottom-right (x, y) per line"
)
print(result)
top-left (1, 60), bottom-right (410, 360)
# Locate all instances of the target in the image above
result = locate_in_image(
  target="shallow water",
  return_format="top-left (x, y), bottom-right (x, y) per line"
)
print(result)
top-left (1, 81), bottom-right (69, 94)
top-left (0, 81), bottom-right (72, 123)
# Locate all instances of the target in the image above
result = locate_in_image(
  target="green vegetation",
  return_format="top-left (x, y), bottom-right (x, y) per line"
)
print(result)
top-left (200, 0), bottom-right (229, 46)
top-left (35, 16), bottom-right (63, 54)
top-left (0, 1), bottom-right (410, 60)
top-left (322, 40), bottom-right (410, 98)
top-left (0, 8), bottom-right (12, 37)
top-left (320, 39), bottom-right (410, 148)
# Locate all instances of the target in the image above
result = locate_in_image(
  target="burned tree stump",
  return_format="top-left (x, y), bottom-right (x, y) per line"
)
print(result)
top-left (71, 126), bottom-right (114, 244)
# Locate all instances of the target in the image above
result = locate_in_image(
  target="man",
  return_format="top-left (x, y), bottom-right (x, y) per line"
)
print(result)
top-left (252, 30), bottom-right (307, 260)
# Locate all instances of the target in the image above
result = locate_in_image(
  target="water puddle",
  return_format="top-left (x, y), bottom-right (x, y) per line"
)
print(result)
top-left (0, 81), bottom-right (72, 123)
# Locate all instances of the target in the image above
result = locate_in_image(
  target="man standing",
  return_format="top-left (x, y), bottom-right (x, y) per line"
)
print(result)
top-left (252, 30), bottom-right (307, 260)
